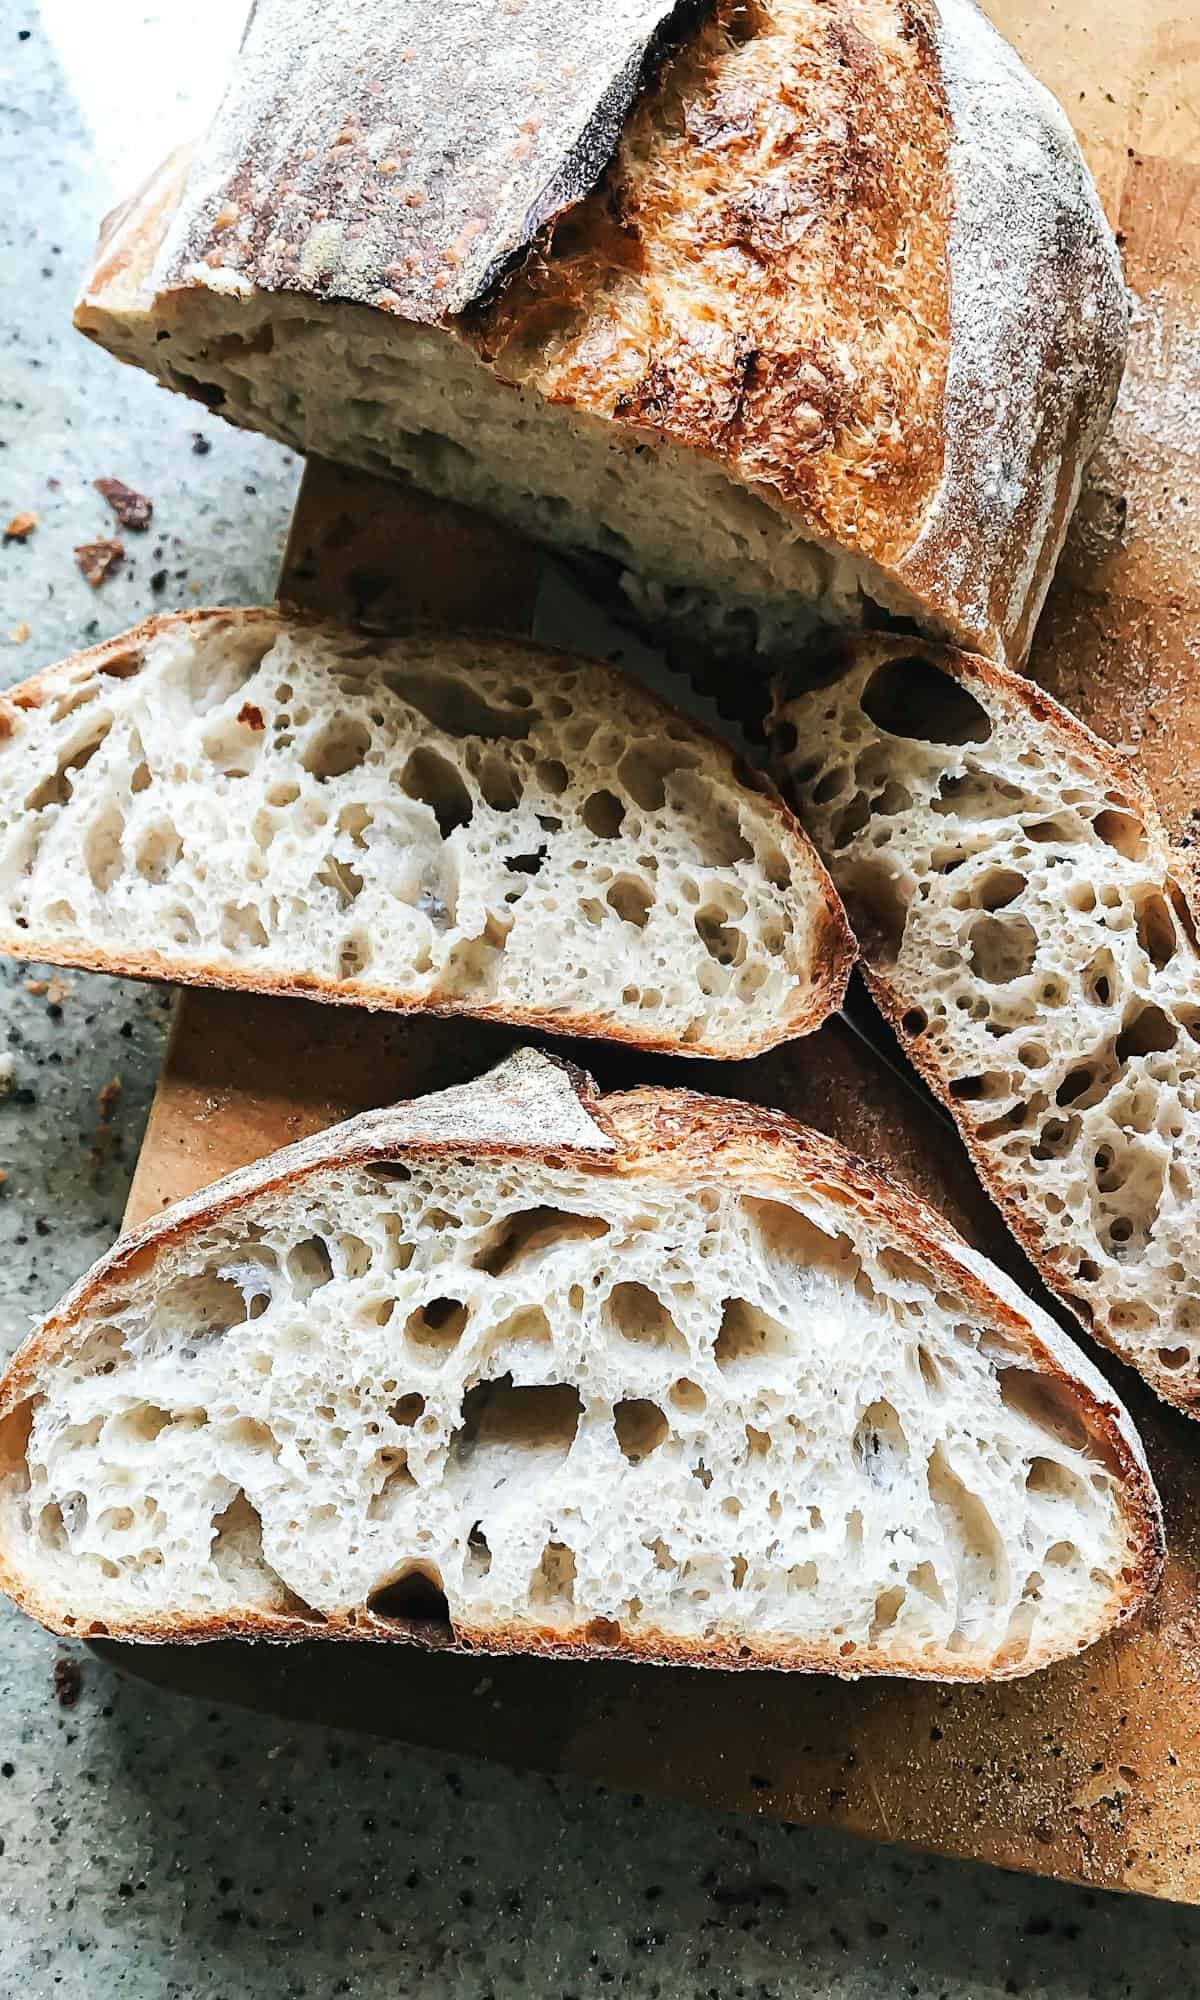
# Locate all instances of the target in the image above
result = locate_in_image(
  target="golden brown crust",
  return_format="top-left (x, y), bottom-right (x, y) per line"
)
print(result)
top-left (475, 0), bottom-right (951, 570)
top-left (0, 1056), bottom-right (1164, 1673)
top-left (0, 609), bottom-right (853, 1059)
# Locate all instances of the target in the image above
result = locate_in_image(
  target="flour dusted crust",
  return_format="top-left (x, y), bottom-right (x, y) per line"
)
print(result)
top-left (0, 610), bottom-right (850, 1058)
top-left (0, 1053), bottom-right (1162, 1678)
top-left (771, 635), bottom-right (1200, 1414)
top-left (75, 0), bottom-right (1126, 668)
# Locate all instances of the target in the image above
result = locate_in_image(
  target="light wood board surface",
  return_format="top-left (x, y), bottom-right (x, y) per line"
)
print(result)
top-left (100, 0), bottom-right (1200, 1903)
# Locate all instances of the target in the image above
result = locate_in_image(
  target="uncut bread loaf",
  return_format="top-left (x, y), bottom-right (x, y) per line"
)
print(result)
top-left (770, 636), bottom-right (1200, 1414)
top-left (0, 1051), bottom-right (1162, 1678)
top-left (74, 0), bottom-right (1125, 670)
top-left (0, 609), bottom-right (851, 1058)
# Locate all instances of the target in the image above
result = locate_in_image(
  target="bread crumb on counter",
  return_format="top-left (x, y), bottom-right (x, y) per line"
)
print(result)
top-left (74, 538), bottom-right (125, 587)
top-left (94, 477), bottom-right (153, 533)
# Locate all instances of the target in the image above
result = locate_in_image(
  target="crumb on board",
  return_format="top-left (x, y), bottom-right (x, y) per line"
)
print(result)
top-left (74, 538), bottom-right (125, 587)
top-left (53, 1657), bottom-right (81, 1708)
top-left (24, 978), bottom-right (47, 996)
top-left (45, 975), bottom-right (70, 1007)
top-left (94, 477), bottom-right (153, 533)
top-left (3, 512), bottom-right (37, 542)
top-left (0, 1053), bottom-right (13, 1096)
top-left (98, 1076), bottom-right (122, 1122)
top-left (8, 623), bottom-right (29, 644)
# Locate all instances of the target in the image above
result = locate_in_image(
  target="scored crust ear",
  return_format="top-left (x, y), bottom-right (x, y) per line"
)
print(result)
top-left (0, 1048), bottom-right (615, 1423)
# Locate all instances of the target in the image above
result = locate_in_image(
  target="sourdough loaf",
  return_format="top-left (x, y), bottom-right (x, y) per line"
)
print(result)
top-left (0, 1051), bottom-right (1162, 1678)
top-left (0, 610), bottom-right (851, 1058)
top-left (771, 637), bottom-right (1200, 1413)
top-left (74, 0), bottom-right (1125, 670)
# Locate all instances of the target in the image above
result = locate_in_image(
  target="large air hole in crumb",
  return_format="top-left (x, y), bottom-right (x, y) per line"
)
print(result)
top-left (581, 789), bottom-right (625, 838)
top-left (860, 658), bottom-right (992, 745)
top-left (974, 868), bottom-right (1025, 911)
top-left (286, 1236), bottom-right (334, 1296)
top-left (1115, 1004), bottom-right (1178, 1062)
top-left (696, 907), bottom-right (746, 966)
top-left (1025, 1457), bottom-right (1090, 1506)
top-left (453, 1376), bottom-right (582, 1468)
top-left (869, 1585), bottom-right (906, 1642)
top-left (317, 855), bottom-right (364, 908)
top-left (400, 747), bottom-right (473, 836)
top-left (134, 821), bottom-right (183, 883)
top-left (968, 913), bottom-right (1037, 983)
top-left (617, 743), bottom-right (694, 811)
top-left (474, 1206), bottom-right (608, 1276)
top-left (714, 1298), bottom-right (794, 1370)
top-left (607, 876), bottom-right (652, 927)
top-left (1092, 808), bottom-right (1146, 860)
top-left (530, 1539), bottom-right (576, 1610)
top-left (84, 802), bottom-right (125, 891)
top-left (484, 1304), bottom-right (553, 1359)
top-left (926, 1445), bottom-right (1007, 1615)
top-left (745, 1195), bottom-right (852, 1284)
top-left (367, 1562), bottom-right (452, 1635)
top-left (477, 754), bottom-right (522, 811)
top-left (606, 1282), bottom-right (687, 1354)
top-left (24, 720), bottom-right (112, 810)
top-left (404, 1296), bottom-right (468, 1358)
top-left (997, 1369), bottom-right (1093, 1457)
top-left (614, 1399), bottom-right (669, 1463)
top-left (1135, 890), bottom-right (1178, 970)
top-left (158, 1271), bottom-right (250, 1340)
top-left (387, 670), bottom-right (533, 740)
top-left (302, 719), bottom-right (371, 782)
top-left (221, 904), bottom-right (269, 952)
top-left (851, 1400), bottom-right (909, 1484)
top-left (367, 1438), bottom-right (417, 1513)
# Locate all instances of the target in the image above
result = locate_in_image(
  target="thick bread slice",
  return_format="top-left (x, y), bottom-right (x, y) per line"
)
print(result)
top-left (770, 637), bottom-right (1200, 1413)
top-left (73, 0), bottom-right (1125, 669)
top-left (0, 610), bottom-right (850, 1058)
top-left (0, 1051), bottom-right (1162, 1680)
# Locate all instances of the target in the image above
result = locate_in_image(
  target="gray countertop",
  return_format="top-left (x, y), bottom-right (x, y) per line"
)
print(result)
top-left (3, 11), bottom-right (1200, 1997)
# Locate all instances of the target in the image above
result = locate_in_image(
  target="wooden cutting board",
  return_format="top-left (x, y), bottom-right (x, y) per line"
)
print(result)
top-left (96, 0), bottom-right (1200, 1904)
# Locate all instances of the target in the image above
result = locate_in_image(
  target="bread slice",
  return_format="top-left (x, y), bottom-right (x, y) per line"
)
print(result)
top-left (0, 609), bottom-right (850, 1059)
top-left (74, 0), bottom-right (1126, 670)
top-left (770, 636), bottom-right (1200, 1413)
top-left (0, 1050), bottom-right (1161, 1680)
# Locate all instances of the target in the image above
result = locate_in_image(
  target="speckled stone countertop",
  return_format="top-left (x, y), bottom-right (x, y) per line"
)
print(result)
top-left (3, 11), bottom-right (1200, 1999)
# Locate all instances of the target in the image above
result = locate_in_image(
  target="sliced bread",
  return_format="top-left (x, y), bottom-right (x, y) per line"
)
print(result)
top-left (0, 1051), bottom-right (1162, 1679)
top-left (770, 637), bottom-right (1200, 1413)
top-left (0, 610), bottom-right (851, 1058)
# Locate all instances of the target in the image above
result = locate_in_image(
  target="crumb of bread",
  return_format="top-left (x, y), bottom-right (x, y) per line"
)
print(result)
top-left (74, 538), bottom-right (125, 587)
top-left (94, 478), bottom-right (153, 533)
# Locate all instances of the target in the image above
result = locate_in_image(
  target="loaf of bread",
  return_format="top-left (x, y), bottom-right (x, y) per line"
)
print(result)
top-left (75, 0), bottom-right (1125, 670)
top-left (0, 1052), bottom-right (1161, 1677)
top-left (0, 609), bottom-right (851, 1058)
top-left (771, 637), bottom-right (1200, 1414)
